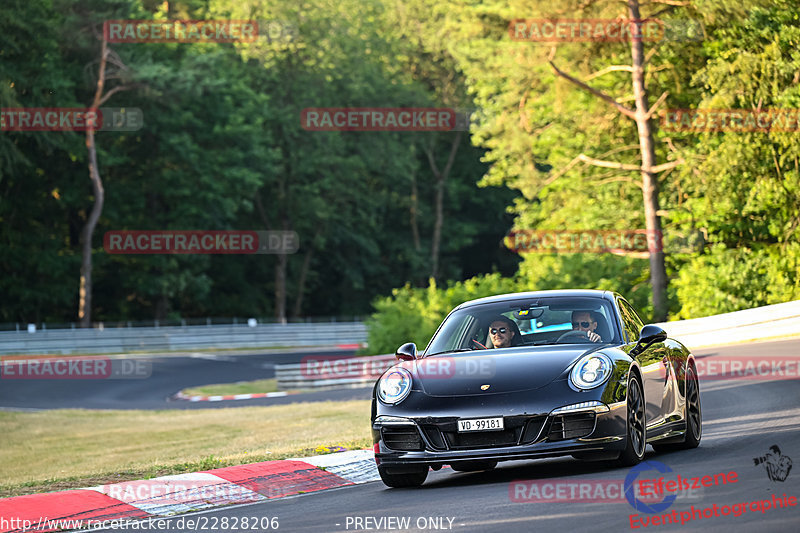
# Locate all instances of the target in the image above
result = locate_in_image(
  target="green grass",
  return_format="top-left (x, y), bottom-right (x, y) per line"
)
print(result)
top-left (0, 400), bottom-right (372, 498)
top-left (181, 378), bottom-right (281, 396)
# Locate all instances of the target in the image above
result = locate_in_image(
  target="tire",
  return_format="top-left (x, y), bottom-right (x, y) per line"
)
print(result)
top-left (450, 460), bottom-right (498, 472)
top-left (653, 363), bottom-right (701, 452)
top-left (378, 466), bottom-right (428, 488)
top-left (615, 373), bottom-right (646, 467)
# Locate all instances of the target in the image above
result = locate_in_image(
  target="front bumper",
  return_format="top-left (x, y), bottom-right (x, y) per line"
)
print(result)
top-left (372, 398), bottom-right (628, 469)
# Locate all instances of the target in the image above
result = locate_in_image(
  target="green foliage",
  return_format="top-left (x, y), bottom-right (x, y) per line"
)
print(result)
top-left (666, 0), bottom-right (800, 317)
top-left (365, 274), bottom-right (519, 355)
top-left (1, 0), bottom-right (516, 323)
top-left (674, 243), bottom-right (800, 318)
top-left (363, 0), bottom-right (800, 351)
top-left (3, 0), bottom-right (800, 328)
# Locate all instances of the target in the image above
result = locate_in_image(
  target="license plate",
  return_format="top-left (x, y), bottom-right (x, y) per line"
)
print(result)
top-left (457, 417), bottom-right (504, 432)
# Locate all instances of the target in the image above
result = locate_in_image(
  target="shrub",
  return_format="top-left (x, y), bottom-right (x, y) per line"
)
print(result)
top-left (673, 243), bottom-right (800, 319)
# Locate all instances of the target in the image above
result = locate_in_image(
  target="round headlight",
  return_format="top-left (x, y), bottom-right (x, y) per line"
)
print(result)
top-left (377, 367), bottom-right (413, 404)
top-left (570, 353), bottom-right (613, 389)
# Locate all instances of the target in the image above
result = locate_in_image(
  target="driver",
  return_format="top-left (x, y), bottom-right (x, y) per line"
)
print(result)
top-left (489, 316), bottom-right (517, 348)
top-left (571, 311), bottom-right (602, 343)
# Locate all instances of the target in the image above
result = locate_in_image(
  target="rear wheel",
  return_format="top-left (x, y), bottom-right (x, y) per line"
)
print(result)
top-left (378, 466), bottom-right (428, 488)
top-left (653, 363), bottom-right (701, 452)
top-left (615, 373), bottom-right (646, 466)
top-left (450, 460), bottom-right (498, 472)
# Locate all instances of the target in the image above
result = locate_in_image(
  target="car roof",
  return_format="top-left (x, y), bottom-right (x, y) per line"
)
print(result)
top-left (454, 289), bottom-right (618, 310)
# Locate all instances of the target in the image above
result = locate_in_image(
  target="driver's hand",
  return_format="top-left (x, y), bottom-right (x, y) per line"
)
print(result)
top-left (587, 331), bottom-right (601, 342)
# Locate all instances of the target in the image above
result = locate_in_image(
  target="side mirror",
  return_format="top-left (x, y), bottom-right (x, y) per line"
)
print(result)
top-left (395, 342), bottom-right (418, 361)
top-left (632, 325), bottom-right (667, 355)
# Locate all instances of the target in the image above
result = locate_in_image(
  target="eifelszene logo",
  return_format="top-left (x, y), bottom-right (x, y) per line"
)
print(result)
top-left (625, 461), bottom-right (677, 514)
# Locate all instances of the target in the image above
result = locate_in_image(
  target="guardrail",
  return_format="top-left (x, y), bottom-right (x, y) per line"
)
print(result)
top-left (273, 299), bottom-right (800, 390)
top-left (0, 322), bottom-right (368, 355)
top-left (275, 354), bottom-right (396, 390)
top-left (656, 299), bottom-right (800, 349)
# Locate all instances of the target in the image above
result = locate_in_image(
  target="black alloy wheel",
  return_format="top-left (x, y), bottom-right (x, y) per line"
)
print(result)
top-left (616, 374), bottom-right (646, 466)
top-left (654, 363), bottom-right (701, 452)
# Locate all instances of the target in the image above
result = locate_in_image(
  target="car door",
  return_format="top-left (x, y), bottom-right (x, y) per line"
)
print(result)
top-left (617, 298), bottom-right (669, 428)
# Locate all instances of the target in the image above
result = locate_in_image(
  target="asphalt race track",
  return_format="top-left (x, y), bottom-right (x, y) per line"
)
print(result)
top-left (0, 349), bottom-right (370, 410)
top-left (87, 339), bottom-right (800, 533)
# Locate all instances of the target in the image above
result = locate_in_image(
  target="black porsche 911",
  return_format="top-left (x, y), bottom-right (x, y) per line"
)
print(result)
top-left (371, 289), bottom-right (702, 487)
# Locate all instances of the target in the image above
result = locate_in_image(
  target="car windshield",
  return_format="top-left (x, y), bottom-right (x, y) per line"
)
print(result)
top-left (425, 297), bottom-right (620, 355)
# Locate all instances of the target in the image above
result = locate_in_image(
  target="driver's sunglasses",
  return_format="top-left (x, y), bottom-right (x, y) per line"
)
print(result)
top-left (573, 321), bottom-right (592, 328)
top-left (490, 327), bottom-right (507, 335)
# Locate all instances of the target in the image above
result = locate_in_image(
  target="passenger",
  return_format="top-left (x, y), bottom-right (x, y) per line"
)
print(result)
top-left (571, 311), bottom-right (602, 343)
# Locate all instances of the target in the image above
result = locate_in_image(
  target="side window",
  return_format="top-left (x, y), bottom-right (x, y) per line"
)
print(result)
top-left (616, 299), bottom-right (640, 343)
top-left (591, 305), bottom-right (615, 342)
top-left (453, 315), bottom-right (477, 350)
top-left (430, 314), bottom-right (474, 353)
top-left (623, 300), bottom-right (645, 332)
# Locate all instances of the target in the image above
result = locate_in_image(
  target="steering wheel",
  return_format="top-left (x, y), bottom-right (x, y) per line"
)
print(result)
top-left (556, 330), bottom-right (592, 343)
top-left (470, 338), bottom-right (488, 350)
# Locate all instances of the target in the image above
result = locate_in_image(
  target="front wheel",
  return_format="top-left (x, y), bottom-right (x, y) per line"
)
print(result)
top-left (615, 373), bottom-right (646, 466)
top-left (378, 466), bottom-right (428, 488)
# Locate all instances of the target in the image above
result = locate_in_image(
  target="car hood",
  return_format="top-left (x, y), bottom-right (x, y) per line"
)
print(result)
top-left (413, 345), bottom-right (602, 397)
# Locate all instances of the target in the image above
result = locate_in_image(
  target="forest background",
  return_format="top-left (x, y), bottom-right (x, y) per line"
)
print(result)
top-left (1, 0), bottom-right (798, 354)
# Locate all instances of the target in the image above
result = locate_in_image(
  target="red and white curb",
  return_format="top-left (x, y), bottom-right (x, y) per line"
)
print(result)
top-left (0, 450), bottom-right (379, 533)
top-left (289, 450), bottom-right (381, 484)
top-left (174, 391), bottom-right (291, 402)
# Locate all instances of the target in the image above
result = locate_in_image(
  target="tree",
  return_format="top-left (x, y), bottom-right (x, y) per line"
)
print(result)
top-left (546, 0), bottom-right (684, 321)
top-left (667, 0), bottom-right (800, 316)
top-left (0, 0), bottom-right (82, 324)
top-left (79, 35), bottom-right (136, 326)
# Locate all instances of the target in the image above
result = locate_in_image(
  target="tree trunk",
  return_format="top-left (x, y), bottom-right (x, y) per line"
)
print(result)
top-left (274, 213), bottom-right (290, 323)
top-left (431, 172), bottom-right (445, 280)
top-left (426, 131), bottom-right (462, 281)
top-left (256, 192), bottom-right (289, 324)
top-left (410, 170), bottom-right (421, 252)
top-left (275, 250), bottom-right (288, 323)
top-left (628, 0), bottom-right (668, 321)
top-left (291, 229), bottom-right (319, 318)
top-left (292, 248), bottom-right (313, 318)
top-left (154, 292), bottom-right (169, 321)
top-left (78, 38), bottom-right (111, 327)
top-left (78, 128), bottom-right (105, 327)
